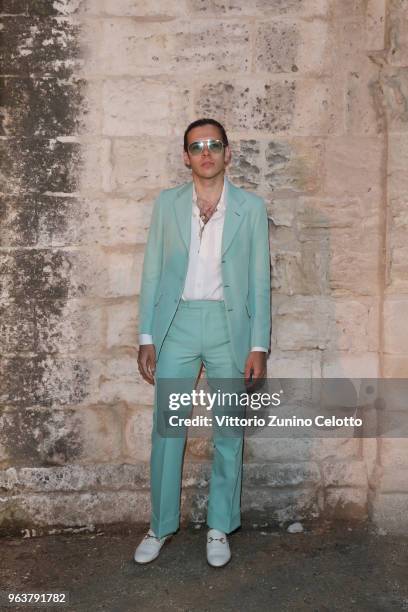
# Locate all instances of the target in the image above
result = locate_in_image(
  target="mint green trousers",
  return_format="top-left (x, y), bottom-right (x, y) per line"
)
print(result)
top-left (150, 299), bottom-right (245, 538)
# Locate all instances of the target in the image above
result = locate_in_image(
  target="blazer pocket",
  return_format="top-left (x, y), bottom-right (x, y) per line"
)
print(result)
top-left (154, 292), bottom-right (163, 307)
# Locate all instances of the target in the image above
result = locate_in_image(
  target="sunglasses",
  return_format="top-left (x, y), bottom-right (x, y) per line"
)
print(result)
top-left (187, 139), bottom-right (227, 156)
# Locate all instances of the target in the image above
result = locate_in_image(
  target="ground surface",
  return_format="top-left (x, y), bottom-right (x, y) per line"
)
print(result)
top-left (1, 520), bottom-right (408, 611)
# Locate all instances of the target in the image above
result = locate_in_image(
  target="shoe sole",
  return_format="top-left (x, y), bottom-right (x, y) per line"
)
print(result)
top-left (134, 534), bottom-right (173, 565)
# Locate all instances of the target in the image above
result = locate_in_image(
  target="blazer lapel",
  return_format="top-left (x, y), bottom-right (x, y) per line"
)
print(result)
top-left (221, 179), bottom-right (246, 255)
top-left (172, 181), bottom-right (193, 253)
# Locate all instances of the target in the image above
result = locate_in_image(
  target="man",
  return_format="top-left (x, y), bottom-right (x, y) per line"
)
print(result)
top-left (134, 118), bottom-right (271, 567)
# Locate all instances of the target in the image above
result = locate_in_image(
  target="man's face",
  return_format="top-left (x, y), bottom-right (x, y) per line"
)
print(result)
top-left (183, 124), bottom-right (231, 180)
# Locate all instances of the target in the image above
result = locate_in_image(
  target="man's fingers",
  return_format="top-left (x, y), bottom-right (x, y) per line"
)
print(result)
top-left (146, 357), bottom-right (156, 380)
top-left (138, 348), bottom-right (156, 385)
top-left (139, 360), bottom-right (150, 383)
top-left (253, 366), bottom-right (266, 378)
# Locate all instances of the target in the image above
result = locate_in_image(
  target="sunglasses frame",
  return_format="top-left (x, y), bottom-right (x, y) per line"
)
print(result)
top-left (187, 138), bottom-right (227, 156)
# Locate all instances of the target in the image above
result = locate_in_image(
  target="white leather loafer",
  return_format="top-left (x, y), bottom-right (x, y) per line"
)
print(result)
top-left (134, 528), bottom-right (171, 564)
top-left (206, 528), bottom-right (231, 567)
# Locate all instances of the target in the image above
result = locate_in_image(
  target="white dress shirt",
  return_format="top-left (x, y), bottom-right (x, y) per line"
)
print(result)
top-left (139, 178), bottom-right (268, 353)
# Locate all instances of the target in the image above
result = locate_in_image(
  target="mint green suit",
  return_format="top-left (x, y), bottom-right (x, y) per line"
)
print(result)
top-left (139, 178), bottom-right (271, 537)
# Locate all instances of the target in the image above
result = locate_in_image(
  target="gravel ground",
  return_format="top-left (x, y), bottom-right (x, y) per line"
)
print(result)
top-left (1, 520), bottom-right (408, 611)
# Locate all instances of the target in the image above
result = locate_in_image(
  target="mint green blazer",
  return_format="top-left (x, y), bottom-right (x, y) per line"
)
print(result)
top-left (138, 178), bottom-right (271, 373)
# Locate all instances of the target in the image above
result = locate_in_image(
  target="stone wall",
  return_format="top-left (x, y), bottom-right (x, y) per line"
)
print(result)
top-left (0, 0), bottom-right (407, 535)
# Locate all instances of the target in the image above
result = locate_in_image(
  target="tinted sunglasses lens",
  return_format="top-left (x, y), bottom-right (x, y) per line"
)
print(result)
top-left (188, 142), bottom-right (204, 155)
top-left (208, 140), bottom-right (223, 153)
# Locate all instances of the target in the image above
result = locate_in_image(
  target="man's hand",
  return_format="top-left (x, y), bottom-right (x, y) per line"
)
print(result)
top-left (138, 344), bottom-right (156, 385)
top-left (244, 351), bottom-right (267, 390)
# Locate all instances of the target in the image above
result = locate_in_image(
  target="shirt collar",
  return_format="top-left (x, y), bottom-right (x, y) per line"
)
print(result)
top-left (192, 177), bottom-right (227, 217)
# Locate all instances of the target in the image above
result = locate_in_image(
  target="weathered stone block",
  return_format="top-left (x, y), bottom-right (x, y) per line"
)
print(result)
top-left (37, 298), bottom-right (104, 353)
top-left (0, 248), bottom-right (91, 301)
top-left (380, 67), bottom-right (408, 132)
top-left (311, 438), bottom-right (361, 461)
top-left (0, 77), bottom-right (85, 137)
top-left (77, 403), bottom-right (124, 463)
top-left (0, 195), bottom-right (38, 247)
top-left (275, 296), bottom-right (331, 351)
top-left (0, 463), bottom-right (150, 493)
top-left (80, 139), bottom-right (113, 194)
top-left (388, 0), bottom-right (408, 66)
top-left (297, 196), bottom-right (361, 236)
top-left (255, 20), bottom-right (329, 75)
top-left (265, 139), bottom-right (324, 194)
top-left (266, 349), bottom-right (322, 378)
top-left (322, 352), bottom-right (379, 378)
top-left (97, 356), bottom-right (154, 405)
top-left (0, 298), bottom-right (36, 353)
top-left (1, 138), bottom-right (82, 195)
top-left (123, 405), bottom-right (153, 462)
top-left (0, 407), bottom-right (83, 465)
top-left (271, 247), bottom-right (328, 296)
top-left (331, 0), bottom-right (368, 17)
top-left (36, 196), bottom-right (87, 247)
top-left (244, 462), bottom-right (321, 488)
top-left (0, 356), bottom-right (91, 407)
top-left (111, 138), bottom-right (168, 191)
top-left (291, 78), bottom-right (342, 135)
top-left (383, 355), bottom-right (408, 377)
top-left (324, 137), bottom-right (383, 197)
top-left (106, 299), bottom-right (138, 351)
top-left (380, 438), bottom-right (408, 468)
top-left (245, 437), bottom-right (314, 463)
top-left (267, 197), bottom-right (297, 227)
top-left (0, 490), bottom-right (151, 532)
top-left (322, 459), bottom-right (367, 488)
top-left (187, 0), bottom-right (328, 17)
top-left (327, 299), bottom-right (375, 353)
top-left (98, 247), bottom-right (143, 299)
top-left (375, 466), bottom-right (408, 493)
top-left (384, 298), bottom-right (408, 354)
top-left (0, 16), bottom-right (82, 77)
top-left (242, 486), bottom-right (320, 522)
top-left (0, 0), bottom-right (95, 15)
top-left (96, 19), bottom-right (250, 76)
top-left (103, 196), bottom-right (156, 245)
top-left (345, 60), bottom-right (384, 135)
top-left (366, 0), bottom-right (387, 51)
top-left (0, 405), bottom-right (124, 467)
top-left (324, 487), bottom-right (367, 519)
top-left (328, 228), bottom-right (380, 295)
top-left (227, 140), bottom-right (262, 191)
top-left (195, 79), bottom-right (296, 133)
top-left (102, 79), bottom-right (191, 137)
top-left (102, 0), bottom-right (187, 16)
top-left (371, 492), bottom-right (408, 534)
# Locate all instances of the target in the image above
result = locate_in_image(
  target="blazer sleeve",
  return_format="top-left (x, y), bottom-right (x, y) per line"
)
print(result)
top-left (248, 198), bottom-right (271, 351)
top-left (138, 193), bottom-right (164, 337)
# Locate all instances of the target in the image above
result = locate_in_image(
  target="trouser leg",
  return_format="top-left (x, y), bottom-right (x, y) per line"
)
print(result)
top-left (201, 302), bottom-right (246, 534)
top-left (149, 304), bottom-right (201, 538)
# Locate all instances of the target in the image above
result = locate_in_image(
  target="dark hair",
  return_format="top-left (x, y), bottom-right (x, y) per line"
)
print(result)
top-left (183, 118), bottom-right (229, 152)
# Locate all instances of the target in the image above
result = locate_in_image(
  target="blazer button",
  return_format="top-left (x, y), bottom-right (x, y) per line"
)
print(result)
top-left (224, 284), bottom-right (230, 287)
top-left (227, 308), bottom-right (233, 311)
top-left (221, 259), bottom-right (226, 263)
